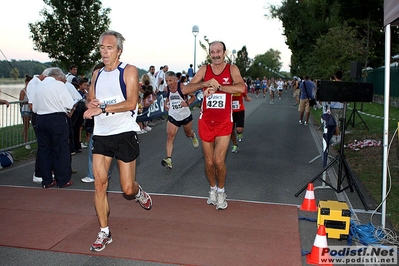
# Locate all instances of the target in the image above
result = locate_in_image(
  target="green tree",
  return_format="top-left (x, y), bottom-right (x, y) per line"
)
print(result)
top-left (309, 24), bottom-right (366, 79)
top-left (235, 46), bottom-right (250, 77)
top-left (28, 0), bottom-right (111, 75)
top-left (10, 67), bottom-right (19, 80)
top-left (247, 49), bottom-right (283, 79)
top-left (269, 0), bottom-right (399, 76)
top-left (269, 0), bottom-right (341, 76)
top-left (198, 36), bottom-right (212, 68)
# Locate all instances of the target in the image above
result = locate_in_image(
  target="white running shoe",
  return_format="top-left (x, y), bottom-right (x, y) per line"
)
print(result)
top-left (216, 192), bottom-right (228, 210)
top-left (191, 133), bottom-right (199, 148)
top-left (90, 231), bottom-right (113, 252)
top-left (144, 126), bottom-right (152, 132)
top-left (81, 177), bottom-right (95, 183)
top-left (207, 189), bottom-right (217, 205)
top-left (33, 173), bottom-right (42, 183)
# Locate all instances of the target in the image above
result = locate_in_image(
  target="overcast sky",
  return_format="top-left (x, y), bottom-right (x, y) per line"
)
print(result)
top-left (0, 0), bottom-right (291, 73)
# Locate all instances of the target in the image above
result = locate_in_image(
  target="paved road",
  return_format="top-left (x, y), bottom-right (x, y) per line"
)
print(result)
top-left (0, 90), bottom-right (378, 265)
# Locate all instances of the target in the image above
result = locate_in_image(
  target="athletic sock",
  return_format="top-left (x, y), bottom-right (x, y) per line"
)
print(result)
top-left (100, 226), bottom-right (109, 235)
top-left (217, 187), bottom-right (225, 193)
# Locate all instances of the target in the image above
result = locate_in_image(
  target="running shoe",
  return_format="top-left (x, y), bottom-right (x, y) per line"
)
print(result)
top-left (90, 231), bottom-right (113, 252)
top-left (299, 120), bottom-right (303, 125)
top-left (231, 145), bottom-right (239, 153)
top-left (191, 133), bottom-right (199, 148)
top-left (81, 143), bottom-right (87, 149)
top-left (81, 177), bottom-right (95, 183)
top-left (135, 185), bottom-right (153, 210)
top-left (144, 126), bottom-right (152, 132)
top-left (207, 189), bottom-right (217, 205)
top-left (216, 192), bottom-right (228, 210)
top-left (304, 121), bottom-right (308, 126)
top-left (237, 133), bottom-right (243, 142)
top-left (161, 158), bottom-right (172, 169)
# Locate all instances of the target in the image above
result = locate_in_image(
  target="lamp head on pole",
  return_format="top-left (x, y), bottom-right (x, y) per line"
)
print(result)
top-left (192, 25), bottom-right (199, 37)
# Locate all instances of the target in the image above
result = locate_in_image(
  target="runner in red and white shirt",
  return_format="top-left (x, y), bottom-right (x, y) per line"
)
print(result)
top-left (230, 81), bottom-right (251, 153)
top-left (182, 41), bottom-right (245, 210)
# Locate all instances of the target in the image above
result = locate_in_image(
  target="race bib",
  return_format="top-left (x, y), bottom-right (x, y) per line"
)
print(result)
top-left (232, 100), bottom-right (240, 110)
top-left (170, 99), bottom-right (182, 110)
top-left (206, 93), bottom-right (226, 109)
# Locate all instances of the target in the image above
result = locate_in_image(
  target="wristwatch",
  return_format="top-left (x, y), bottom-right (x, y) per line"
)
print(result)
top-left (99, 103), bottom-right (107, 113)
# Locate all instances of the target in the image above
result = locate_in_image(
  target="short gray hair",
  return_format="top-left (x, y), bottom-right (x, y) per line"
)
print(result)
top-left (46, 67), bottom-right (66, 80)
top-left (99, 30), bottom-right (125, 52)
top-left (165, 71), bottom-right (176, 78)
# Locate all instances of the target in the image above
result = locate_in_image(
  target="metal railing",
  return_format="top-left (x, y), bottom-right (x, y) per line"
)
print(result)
top-left (0, 101), bottom-right (36, 152)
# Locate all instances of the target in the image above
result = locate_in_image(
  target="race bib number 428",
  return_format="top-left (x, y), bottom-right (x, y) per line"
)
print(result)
top-left (206, 93), bottom-right (226, 109)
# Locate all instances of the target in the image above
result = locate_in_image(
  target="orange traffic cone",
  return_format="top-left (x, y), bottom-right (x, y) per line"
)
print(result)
top-left (300, 183), bottom-right (317, 212)
top-left (306, 225), bottom-right (333, 265)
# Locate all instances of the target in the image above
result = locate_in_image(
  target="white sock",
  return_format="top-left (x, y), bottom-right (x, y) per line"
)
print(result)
top-left (217, 187), bottom-right (225, 193)
top-left (100, 226), bottom-right (109, 235)
top-left (210, 185), bottom-right (217, 191)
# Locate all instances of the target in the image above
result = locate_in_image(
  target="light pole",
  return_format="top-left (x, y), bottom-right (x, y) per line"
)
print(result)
top-left (232, 49), bottom-right (236, 64)
top-left (192, 25), bottom-right (199, 74)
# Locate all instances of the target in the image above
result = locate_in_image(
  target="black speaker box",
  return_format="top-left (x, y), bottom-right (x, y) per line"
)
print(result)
top-left (316, 80), bottom-right (374, 102)
top-left (350, 62), bottom-right (362, 80)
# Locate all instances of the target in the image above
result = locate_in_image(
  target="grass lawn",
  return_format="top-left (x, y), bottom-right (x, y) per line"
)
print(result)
top-left (311, 101), bottom-right (399, 232)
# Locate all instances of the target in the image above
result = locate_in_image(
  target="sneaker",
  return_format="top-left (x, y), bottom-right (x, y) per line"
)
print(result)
top-left (81, 143), bottom-right (87, 149)
top-left (137, 129), bottom-right (147, 134)
top-left (90, 231), bottom-right (113, 252)
top-left (299, 120), bottom-right (303, 125)
top-left (144, 126), bottom-right (152, 132)
top-left (191, 133), bottom-right (199, 148)
top-left (135, 185), bottom-right (153, 210)
top-left (148, 121), bottom-right (156, 127)
top-left (231, 145), bottom-right (239, 153)
top-left (304, 121), bottom-right (308, 126)
top-left (216, 192), bottom-right (228, 210)
top-left (81, 177), bottom-right (95, 183)
top-left (161, 158), bottom-right (172, 169)
top-left (33, 173), bottom-right (43, 183)
top-left (237, 133), bottom-right (243, 142)
top-left (25, 144), bottom-right (31, 150)
top-left (207, 189), bottom-right (217, 205)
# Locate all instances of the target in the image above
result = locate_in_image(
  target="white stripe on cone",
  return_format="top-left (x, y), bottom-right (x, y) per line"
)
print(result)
top-left (304, 189), bottom-right (315, 200)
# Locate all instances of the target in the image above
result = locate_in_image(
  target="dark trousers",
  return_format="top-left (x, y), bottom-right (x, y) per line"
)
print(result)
top-left (36, 113), bottom-right (71, 187)
top-left (71, 102), bottom-right (85, 151)
top-left (31, 113), bottom-right (42, 177)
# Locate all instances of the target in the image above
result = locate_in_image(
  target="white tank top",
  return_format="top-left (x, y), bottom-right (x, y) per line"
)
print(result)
top-left (93, 62), bottom-right (140, 136)
top-left (168, 88), bottom-right (191, 121)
